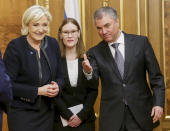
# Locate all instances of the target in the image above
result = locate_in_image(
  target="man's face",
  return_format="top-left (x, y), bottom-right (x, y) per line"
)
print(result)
top-left (95, 14), bottom-right (120, 43)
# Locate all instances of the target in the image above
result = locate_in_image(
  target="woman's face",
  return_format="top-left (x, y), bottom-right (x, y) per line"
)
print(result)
top-left (60, 23), bottom-right (80, 49)
top-left (27, 16), bottom-right (48, 43)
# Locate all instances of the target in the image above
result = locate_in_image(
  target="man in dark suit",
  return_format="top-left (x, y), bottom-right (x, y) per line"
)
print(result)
top-left (0, 52), bottom-right (12, 131)
top-left (82, 6), bottom-right (165, 131)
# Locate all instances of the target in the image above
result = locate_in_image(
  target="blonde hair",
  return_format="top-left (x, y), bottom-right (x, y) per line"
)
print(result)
top-left (21, 5), bottom-right (52, 35)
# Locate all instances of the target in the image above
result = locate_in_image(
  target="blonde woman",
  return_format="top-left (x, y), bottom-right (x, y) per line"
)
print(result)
top-left (3, 5), bottom-right (63, 131)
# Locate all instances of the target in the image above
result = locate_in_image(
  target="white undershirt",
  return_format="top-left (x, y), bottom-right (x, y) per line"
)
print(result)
top-left (66, 59), bottom-right (78, 87)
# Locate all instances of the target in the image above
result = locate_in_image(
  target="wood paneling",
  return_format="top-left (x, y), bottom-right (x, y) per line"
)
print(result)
top-left (123, 0), bottom-right (138, 34)
top-left (84, 0), bottom-right (101, 49)
top-left (140, 0), bottom-right (148, 36)
top-left (162, 0), bottom-right (170, 130)
top-left (49, 0), bottom-right (64, 38)
top-left (148, 0), bottom-right (163, 62)
top-left (0, 0), bottom-right (35, 55)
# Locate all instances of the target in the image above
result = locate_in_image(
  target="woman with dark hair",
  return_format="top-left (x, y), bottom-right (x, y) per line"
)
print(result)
top-left (54, 18), bottom-right (98, 131)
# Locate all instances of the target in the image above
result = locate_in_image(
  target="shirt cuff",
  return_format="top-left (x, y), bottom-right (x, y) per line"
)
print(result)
top-left (83, 69), bottom-right (93, 80)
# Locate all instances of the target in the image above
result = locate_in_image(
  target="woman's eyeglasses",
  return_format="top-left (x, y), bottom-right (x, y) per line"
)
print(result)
top-left (61, 30), bottom-right (78, 37)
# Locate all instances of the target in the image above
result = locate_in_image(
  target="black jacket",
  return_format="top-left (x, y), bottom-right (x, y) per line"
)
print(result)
top-left (55, 58), bottom-right (98, 122)
top-left (3, 35), bottom-right (64, 110)
top-left (88, 32), bottom-right (165, 131)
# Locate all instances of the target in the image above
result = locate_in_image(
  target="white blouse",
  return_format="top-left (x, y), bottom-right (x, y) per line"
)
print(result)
top-left (66, 59), bottom-right (78, 87)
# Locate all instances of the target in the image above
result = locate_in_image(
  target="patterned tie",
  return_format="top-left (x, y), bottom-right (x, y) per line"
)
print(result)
top-left (111, 43), bottom-right (124, 78)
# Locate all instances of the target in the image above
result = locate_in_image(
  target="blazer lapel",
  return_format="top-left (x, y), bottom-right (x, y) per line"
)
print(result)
top-left (76, 58), bottom-right (82, 88)
top-left (62, 58), bottom-right (72, 87)
top-left (100, 41), bottom-right (122, 80)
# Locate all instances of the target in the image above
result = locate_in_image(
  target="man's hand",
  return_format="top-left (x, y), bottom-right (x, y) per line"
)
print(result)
top-left (151, 106), bottom-right (163, 123)
top-left (82, 54), bottom-right (92, 74)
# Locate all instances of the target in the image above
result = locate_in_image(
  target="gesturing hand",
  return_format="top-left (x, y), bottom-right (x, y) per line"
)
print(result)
top-left (82, 54), bottom-right (92, 74)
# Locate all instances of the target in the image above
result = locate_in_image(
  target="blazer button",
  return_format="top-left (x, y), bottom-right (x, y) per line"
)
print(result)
top-left (122, 83), bottom-right (126, 87)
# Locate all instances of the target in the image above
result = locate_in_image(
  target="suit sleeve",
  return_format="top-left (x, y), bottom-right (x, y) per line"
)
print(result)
top-left (3, 41), bottom-right (38, 103)
top-left (77, 77), bottom-right (98, 121)
top-left (0, 52), bottom-right (12, 112)
top-left (144, 37), bottom-right (165, 108)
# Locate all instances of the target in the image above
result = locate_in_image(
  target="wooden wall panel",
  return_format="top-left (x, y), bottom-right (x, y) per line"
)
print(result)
top-left (162, 0), bottom-right (170, 130)
top-left (49, 0), bottom-right (64, 38)
top-left (140, 0), bottom-right (148, 36)
top-left (123, 0), bottom-right (138, 34)
top-left (148, 0), bottom-right (163, 62)
top-left (84, 0), bottom-right (101, 50)
top-left (0, 0), bottom-right (35, 55)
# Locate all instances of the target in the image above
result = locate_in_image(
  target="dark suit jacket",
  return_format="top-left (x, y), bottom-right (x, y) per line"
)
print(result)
top-left (88, 32), bottom-right (165, 131)
top-left (3, 36), bottom-right (64, 110)
top-left (55, 58), bottom-right (98, 123)
top-left (0, 52), bottom-right (12, 130)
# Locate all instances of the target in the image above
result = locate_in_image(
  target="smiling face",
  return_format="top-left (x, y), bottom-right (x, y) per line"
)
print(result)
top-left (27, 16), bottom-right (48, 44)
top-left (95, 14), bottom-right (120, 43)
top-left (60, 22), bottom-right (80, 49)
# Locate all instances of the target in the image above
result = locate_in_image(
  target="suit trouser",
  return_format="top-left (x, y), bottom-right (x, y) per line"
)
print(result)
top-left (119, 105), bottom-right (152, 131)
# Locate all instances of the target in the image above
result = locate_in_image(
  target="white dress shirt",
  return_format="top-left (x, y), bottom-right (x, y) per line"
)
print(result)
top-left (67, 59), bottom-right (78, 87)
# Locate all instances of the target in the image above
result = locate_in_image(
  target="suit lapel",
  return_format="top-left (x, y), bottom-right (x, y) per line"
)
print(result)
top-left (100, 41), bottom-right (122, 80)
top-left (123, 33), bottom-right (134, 80)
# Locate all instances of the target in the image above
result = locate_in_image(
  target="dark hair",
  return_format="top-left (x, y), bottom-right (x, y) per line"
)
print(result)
top-left (58, 18), bottom-right (85, 58)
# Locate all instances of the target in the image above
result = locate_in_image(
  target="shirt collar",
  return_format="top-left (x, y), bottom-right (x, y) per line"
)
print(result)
top-left (108, 31), bottom-right (124, 46)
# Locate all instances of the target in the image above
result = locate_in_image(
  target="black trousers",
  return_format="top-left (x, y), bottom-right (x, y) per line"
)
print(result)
top-left (119, 105), bottom-right (152, 131)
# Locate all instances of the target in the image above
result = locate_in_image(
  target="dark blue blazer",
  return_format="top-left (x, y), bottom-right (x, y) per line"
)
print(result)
top-left (0, 52), bottom-right (12, 130)
top-left (3, 36), bottom-right (64, 110)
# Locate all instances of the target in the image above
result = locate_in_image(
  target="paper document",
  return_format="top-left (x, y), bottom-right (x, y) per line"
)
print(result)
top-left (60, 104), bottom-right (83, 127)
